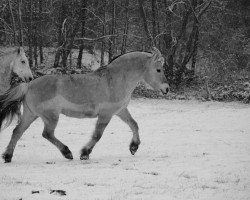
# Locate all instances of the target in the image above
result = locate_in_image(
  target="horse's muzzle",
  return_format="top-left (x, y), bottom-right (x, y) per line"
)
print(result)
top-left (24, 75), bottom-right (34, 82)
top-left (160, 87), bottom-right (169, 95)
top-left (159, 83), bottom-right (169, 95)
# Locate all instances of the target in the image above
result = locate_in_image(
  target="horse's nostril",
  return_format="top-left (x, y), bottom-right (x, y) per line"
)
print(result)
top-left (29, 77), bottom-right (33, 81)
top-left (166, 87), bottom-right (169, 93)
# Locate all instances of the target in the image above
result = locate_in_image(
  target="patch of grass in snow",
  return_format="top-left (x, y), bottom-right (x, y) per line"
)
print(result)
top-left (201, 185), bottom-right (218, 190)
top-left (84, 182), bottom-right (95, 187)
top-left (179, 172), bottom-right (197, 179)
top-left (142, 171), bottom-right (159, 176)
top-left (193, 152), bottom-right (209, 157)
top-left (15, 181), bottom-right (31, 185)
top-left (214, 177), bottom-right (229, 184)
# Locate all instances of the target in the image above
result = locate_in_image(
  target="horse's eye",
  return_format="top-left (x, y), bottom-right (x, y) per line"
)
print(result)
top-left (156, 69), bottom-right (161, 73)
top-left (21, 60), bottom-right (25, 64)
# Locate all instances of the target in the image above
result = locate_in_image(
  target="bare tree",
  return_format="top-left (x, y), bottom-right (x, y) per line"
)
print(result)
top-left (8, 0), bottom-right (16, 45)
top-left (28, 0), bottom-right (33, 67)
top-left (108, 0), bottom-right (116, 62)
top-left (38, 0), bottom-right (43, 64)
top-left (77, 0), bottom-right (88, 68)
top-left (100, 0), bottom-right (107, 67)
top-left (17, 0), bottom-right (23, 46)
top-left (138, 0), bottom-right (154, 46)
top-left (54, 0), bottom-right (68, 68)
top-left (121, 0), bottom-right (130, 54)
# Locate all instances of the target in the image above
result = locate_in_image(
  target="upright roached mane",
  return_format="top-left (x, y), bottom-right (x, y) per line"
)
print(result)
top-left (0, 47), bottom-right (169, 163)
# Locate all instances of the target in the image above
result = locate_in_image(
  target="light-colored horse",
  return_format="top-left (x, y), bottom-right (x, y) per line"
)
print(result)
top-left (0, 47), bottom-right (169, 163)
top-left (0, 47), bottom-right (33, 94)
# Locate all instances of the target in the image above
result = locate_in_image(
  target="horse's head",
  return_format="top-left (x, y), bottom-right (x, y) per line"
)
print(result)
top-left (10, 47), bottom-right (33, 82)
top-left (143, 47), bottom-right (169, 95)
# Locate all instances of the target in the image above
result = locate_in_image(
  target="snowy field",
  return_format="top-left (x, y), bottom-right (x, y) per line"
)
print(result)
top-left (0, 99), bottom-right (250, 200)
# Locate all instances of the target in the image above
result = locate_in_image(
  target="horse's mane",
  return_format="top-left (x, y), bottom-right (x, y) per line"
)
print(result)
top-left (0, 48), bottom-right (18, 58)
top-left (93, 54), bottom-right (122, 77)
top-left (93, 51), bottom-right (152, 77)
top-left (108, 51), bottom-right (151, 64)
top-left (94, 65), bottom-right (108, 76)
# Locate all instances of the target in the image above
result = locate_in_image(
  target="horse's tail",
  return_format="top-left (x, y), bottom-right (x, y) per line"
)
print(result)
top-left (0, 83), bottom-right (28, 131)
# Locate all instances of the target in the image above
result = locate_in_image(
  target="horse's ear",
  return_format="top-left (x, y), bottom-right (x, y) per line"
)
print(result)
top-left (151, 47), bottom-right (162, 61)
top-left (17, 47), bottom-right (24, 55)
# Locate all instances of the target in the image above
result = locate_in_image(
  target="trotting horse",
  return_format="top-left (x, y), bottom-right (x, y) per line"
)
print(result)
top-left (0, 47), bottom-right (169, 163)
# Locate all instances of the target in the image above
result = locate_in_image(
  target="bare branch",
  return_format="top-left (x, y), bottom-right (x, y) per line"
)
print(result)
top-left (197, 0), bottom-right (212, 19)
top-left (75, 34), bottom-right (118, 42)
top-left (187, 0), bottom-right (199, 23)
top-left (75, 33), bottom-right (143, 42)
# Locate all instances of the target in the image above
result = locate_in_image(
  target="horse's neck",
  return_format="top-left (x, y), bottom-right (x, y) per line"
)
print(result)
top-left (0, 55), bottom-right (12, 93)
top-left (109, 59), bottom-right (146, 96)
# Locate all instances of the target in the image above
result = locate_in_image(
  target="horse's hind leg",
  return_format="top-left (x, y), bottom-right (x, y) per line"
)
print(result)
top-left (80, 115), bottom-right (111, 160)
top-left (117, 108), bottom-right (140, 155)
top-left (2, 105), bottom-right (37, 163)
top-left (41, 111), bottom-right (73, 160)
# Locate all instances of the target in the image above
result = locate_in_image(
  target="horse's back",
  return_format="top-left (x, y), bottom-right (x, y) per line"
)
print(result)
top-left (59, 74), bottom-right (109, 104)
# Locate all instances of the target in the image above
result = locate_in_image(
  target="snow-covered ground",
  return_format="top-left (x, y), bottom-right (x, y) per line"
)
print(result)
top-left (0, 99), bottom-right (250, 200)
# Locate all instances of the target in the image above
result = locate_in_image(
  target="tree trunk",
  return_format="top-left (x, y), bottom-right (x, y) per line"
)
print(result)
top-left (108, 0), bottom-right (116, 62)
top-left (60, 17), bottom-right (82, 68)
top-left (100, 0), bottom-right (107, 67)
top-left (138, 0), bottom-right (154, 46)
top-left (54, 0), bottom-right (67, 68)
top-left (174, 0), bottom-right (198, 86)
top-left (39, 0), bottom-right (44, 64)
top-left (163, 0), bottom-right (174, 83)
top-left (151, 0), bottom-right (156, 41)
top-left (8, 0), bottom-right (16, 45)
top-left (77, 0), bottom-right (88, 68)
top-left (121, 0), bottom-right (129, 54)
top-left (17, 0), bottom-right (23, 46)
top-left (28, 0), bottom-right (33, 68)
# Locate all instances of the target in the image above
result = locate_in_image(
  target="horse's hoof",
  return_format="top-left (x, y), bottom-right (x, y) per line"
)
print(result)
top-left (64, 153), bottom-right (73, 160)
top-left (61, 146), bottom-right (73, 160)
top-left (80, 148), bottom-right (91, 160)
top-left (2, 153), bottom-right (12, 163)
top-left (129, 141), bottom-right (139, 155)
top-left (80, 154), bottom-right (89, 160)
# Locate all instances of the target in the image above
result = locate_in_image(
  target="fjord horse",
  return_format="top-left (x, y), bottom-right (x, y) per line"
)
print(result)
top-left (0, 47), bottom-right (169, 163)
top-left (0, 47), bottom-right (33, 122)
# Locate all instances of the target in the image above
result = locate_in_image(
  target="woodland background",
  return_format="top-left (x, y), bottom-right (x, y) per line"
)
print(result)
top-left (0, 0), bottom-right (249, 102)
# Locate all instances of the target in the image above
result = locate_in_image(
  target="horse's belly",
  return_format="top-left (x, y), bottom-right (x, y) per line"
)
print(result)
top-left (38, 96), bottom-right (98, 118)
top-left (60, 100), bottom-right (98, 118)
top-left (61, 108), bottom-right (97, 118)
top-left (36, 95), bottom-right (129, 119)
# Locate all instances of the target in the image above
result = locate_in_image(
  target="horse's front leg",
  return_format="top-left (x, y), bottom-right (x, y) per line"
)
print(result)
top-left (80, 115), bottom-right (111, 160)
top-left (117, 108), bottom-right (140, 155)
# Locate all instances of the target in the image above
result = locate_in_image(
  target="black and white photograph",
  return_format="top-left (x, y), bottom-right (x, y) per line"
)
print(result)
top-left (0, 0), bottom-right (249, 199)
